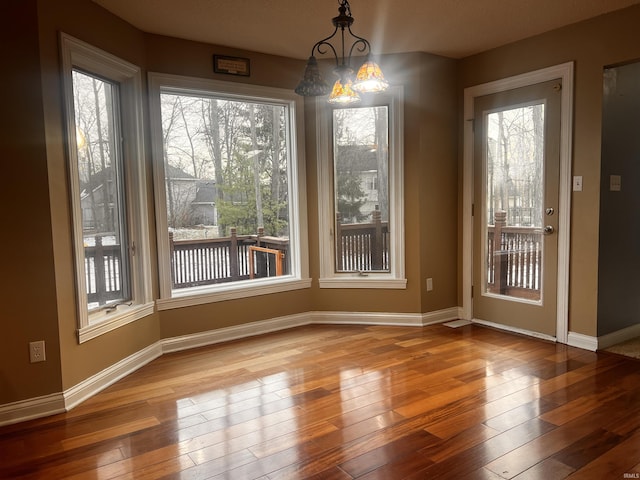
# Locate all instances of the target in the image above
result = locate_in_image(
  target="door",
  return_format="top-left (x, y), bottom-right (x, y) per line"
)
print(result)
top-left (473, 80), bottom-right (561, 336)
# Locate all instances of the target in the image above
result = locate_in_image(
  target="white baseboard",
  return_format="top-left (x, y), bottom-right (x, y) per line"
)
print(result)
top-left (311, 310), bottom-right (425, 326)
top-left (597, 323), bottom-right (640, 350)
top-left (311, 307), bottom-right (459, 327)
top-left (163, 308), bottom-right (460, 354)
top-left (0, 307), bottom-right (459, 426)
top-left (567, 331), bottom-right (598, 351)
top-left (0, 393), bottom-right (66, 427)
top-left (64, 342), bottom-right (163, 411)
top-left (468, 320), bottom-right (599, 352)
top-left (422, 307), bottom-right (460, 325)
top-left (161, 312), bottom-right (312, 353)
top-left (472, 318), bottom-right (557, 343)
top-left (0, 343), bottom-right (162, 427)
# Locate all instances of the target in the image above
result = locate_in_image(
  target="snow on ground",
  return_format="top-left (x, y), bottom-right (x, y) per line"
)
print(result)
top-left (169, 226), bottom-right (220, 241)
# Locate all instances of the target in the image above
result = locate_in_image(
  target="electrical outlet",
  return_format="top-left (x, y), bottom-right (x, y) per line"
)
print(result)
top-left (426, 278), bottom-right (433, 291)
top-left (610, 174), bottom-right (621, 191)
top-left (29, 341), bottom-right (46, 363)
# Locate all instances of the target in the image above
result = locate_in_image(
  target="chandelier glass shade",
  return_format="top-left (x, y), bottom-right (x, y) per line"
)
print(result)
top-left (328, 75), bottom-right (360, 105)
top-left (352, 59), bottom-right (389, 93)
top-left (294, 0), bottom-right (388, 103)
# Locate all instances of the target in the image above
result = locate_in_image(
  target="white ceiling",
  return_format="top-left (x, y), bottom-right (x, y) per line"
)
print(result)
top-left (93, 0), bottom-right (640, 60)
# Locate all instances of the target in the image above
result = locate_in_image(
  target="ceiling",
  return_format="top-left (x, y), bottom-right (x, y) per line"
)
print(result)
top-left (93, 0), bottom-right (640, 60)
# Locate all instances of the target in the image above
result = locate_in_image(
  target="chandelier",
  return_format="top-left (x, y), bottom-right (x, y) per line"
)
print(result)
top-left (294, 0), bottom-right (389, 105)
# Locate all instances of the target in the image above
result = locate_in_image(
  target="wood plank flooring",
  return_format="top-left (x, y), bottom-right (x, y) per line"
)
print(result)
top-left (2, 323), bottom-right (640, 479)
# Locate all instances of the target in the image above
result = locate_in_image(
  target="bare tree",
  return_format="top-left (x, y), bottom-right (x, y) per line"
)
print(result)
top-left (73, 72), bottom-right (120, 233)
top-left (374, 107), bottom-right (389, 221)
top-left (488, 105), bottom-right (543, 227)
top-left (160, 94), bottom-right (290, 237)
top-left (248, 104), bottom-right (264, 229)
top-left (161, 95), bottom-right (181, 227)
top-left (202, 99), bottom-right (225, 203)
top-left (270, 106), bottom-right (283, 224)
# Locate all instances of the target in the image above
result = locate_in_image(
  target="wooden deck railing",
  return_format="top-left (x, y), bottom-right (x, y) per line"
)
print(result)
top-left (169, 227), bottom-right (290, 288)
top-left (83, 214), bottom-right (540, 302)
top-left (487, 211), bottom-right (542, 299)
top-left (336, 209), bottom-right (389, 272)
top-left (84, 236), bottom-right (126, 306)
top-left (85, 214), bottom-right (393, 301)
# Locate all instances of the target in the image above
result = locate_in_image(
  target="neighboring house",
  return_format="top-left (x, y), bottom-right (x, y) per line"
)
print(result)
top-left (359, 169), bottom-right (379, 215)
top-left (79, 168), bottom-right (116, 233)
top-left (165, 164), bottom-right (217, 227)
top-left (191, 180), bottom-right (217, 226)
top-left (335, 144), bottom-right (384, 221)
top-left (81, 164), bottom-right (217, 230)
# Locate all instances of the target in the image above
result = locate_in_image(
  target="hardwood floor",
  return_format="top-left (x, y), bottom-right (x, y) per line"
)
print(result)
top-left (2, 323), bottom-right (640, 479)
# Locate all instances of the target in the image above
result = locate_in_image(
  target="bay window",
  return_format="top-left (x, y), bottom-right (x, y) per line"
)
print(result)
top-left (149, 74), bottom-right (309, 308)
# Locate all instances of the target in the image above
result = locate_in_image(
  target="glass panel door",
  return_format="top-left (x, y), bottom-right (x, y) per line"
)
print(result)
top-left (484, 103), bottom-right (544, 302)
top-left (473, 79), bottom-right (561, 336)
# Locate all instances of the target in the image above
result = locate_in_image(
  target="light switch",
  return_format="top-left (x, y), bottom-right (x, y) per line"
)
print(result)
top-left (610, 174), bottom-right (621, 191)
top-left (572, 176), bottom-right (583, 192)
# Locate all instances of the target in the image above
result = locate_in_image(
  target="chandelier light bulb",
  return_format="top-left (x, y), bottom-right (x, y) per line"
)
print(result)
top-left (295, 0), bottom-right (388, 102)
top-left (328, 78), bottom-right (360, 105)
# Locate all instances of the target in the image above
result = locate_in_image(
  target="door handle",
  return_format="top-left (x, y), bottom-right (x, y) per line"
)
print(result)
top-left (543, 225), bottom-right (554, 235)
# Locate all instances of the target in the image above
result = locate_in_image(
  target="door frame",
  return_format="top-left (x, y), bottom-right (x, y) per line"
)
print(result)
top-left (462, 62), bottom-right (574, 344)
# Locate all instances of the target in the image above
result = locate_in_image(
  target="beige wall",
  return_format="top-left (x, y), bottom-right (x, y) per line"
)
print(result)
top-left (416, 54), bottom-right (459, 313)
top-left (9, 0), bottom-right (639, 409)
top-left (36, 0), bottom-right (160, 393)
top-left (8, 0), bottom-right (640, 410)
top-left (144, 42), bottom-right (458, 329)
top-left (1, 0), bottom-right (458, 406)
top-left (0, 0), bottom-right (62, 404)
top-left (458, 4), bottom-right (640, 336)
top-left (308, 52), bottom-right (459, 315)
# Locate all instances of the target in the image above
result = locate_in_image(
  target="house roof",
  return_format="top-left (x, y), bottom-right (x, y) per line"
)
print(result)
top-left (165, 163), bottom-right (197, 180)
top-left (79, 165), bottom-right (115, 193)
top-left (193, 181), bottom-right (216, 204)
top-left (335, 144), bottom-right (378, 172)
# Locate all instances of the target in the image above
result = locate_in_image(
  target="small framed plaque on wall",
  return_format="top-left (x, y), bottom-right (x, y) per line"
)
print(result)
top-left (213, 55), bottom-right (251, 76)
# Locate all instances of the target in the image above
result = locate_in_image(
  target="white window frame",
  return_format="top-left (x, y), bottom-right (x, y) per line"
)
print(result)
top-left (148, 73), bottom-right (310, 310)
top-left (60, 34), bottom-right (154, 343)
top-left (317, 86), bottom-right (406, 288)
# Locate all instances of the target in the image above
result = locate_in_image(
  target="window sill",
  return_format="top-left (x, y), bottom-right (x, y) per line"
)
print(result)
top-left (318, 277), bottom-right (407, 289)
top-left (156, 277), bottom-right (312, 311)
top-left (78, 302), bottom-right (155, 344)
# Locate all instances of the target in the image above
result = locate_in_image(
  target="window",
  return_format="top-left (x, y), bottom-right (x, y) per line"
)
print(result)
top-left (317, 87), bottom-right (405, 288)
top-left (61, 34), bottom-right (153, 343)
top-left (149, 74), bottom-right (309, 308)
top-left (72, 70), bottom-right (131, 306)
top-left (333, 106), bottom-right (390, 272)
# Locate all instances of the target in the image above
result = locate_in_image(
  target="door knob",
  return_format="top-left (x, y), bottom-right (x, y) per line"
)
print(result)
top-left (543, 225), bottom-right (554, 235)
